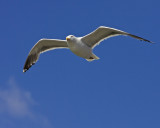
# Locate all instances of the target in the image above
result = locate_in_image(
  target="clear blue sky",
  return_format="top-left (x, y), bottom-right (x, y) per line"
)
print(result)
top-left (0, 0), bottom-right (160, 128)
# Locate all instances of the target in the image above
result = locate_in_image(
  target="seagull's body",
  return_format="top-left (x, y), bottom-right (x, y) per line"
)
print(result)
top-left (67, 36), bottom-right (97, 60)
top-left (23, 26), bottom-right (153, 72)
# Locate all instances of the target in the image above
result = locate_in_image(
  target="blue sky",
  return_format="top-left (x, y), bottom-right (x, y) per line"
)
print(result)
top-left (0, 0), bottom-right (160, 128)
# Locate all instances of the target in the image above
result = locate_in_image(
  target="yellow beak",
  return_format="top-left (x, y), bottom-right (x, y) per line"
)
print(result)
top-left (66, 37), bottom-right (70, 41)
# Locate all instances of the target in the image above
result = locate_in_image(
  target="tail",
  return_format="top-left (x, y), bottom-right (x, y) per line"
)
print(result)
top-left (86, 53), bottom-right (100, 62)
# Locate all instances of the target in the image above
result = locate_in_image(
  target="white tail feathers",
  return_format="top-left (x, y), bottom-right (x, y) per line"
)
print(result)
top-left (86, 54), bottom-right (100, 61)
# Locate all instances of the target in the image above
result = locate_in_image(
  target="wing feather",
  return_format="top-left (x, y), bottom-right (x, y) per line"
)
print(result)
top-left (23, 39), bottom-right (68, 72)
top-left (81, 26), bottom-right (153, 48)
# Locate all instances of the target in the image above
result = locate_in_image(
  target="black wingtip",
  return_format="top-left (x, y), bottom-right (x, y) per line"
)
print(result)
top-left (142, 38), bottom-right (154, 44)
top-left (127, 33), bottom-right (154, 44)
top-left (23, 66), bottom-right (30, 73)
top-left (23, 68), bottom-right (28, 73)
top-left (23, 64), bottom-right (30, 73)
top-left (23, 62), bottom-right (35, 73)
top-left (23, 53), bottom-right (38, 73)
top-left (142, 39), bottom-right (155, 44)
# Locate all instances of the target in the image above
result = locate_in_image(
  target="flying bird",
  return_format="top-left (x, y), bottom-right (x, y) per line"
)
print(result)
top-left (23, 26), bottom-right (153, 72)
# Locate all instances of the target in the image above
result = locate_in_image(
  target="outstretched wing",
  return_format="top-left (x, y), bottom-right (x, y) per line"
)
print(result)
top-left (81, 26), bottom-right (153, 48)
top-left (23, 39), bottom-right (68, 72)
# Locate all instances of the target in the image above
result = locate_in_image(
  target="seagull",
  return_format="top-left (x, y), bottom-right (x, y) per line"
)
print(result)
top-left (23, 26), bottom-right (153, 72)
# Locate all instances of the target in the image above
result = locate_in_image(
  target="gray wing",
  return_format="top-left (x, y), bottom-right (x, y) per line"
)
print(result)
top-left (23, 39), bottom-right (68, 72)
top-left (81, 26), bottom-right (153, 48)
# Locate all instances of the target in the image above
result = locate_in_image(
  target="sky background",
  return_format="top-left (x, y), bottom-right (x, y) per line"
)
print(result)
top-left (0, 0), bottom-right (160, 128)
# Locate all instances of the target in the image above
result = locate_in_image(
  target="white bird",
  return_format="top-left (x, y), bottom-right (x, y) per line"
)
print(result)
top-left (23, 26), bottom-right (153, 72)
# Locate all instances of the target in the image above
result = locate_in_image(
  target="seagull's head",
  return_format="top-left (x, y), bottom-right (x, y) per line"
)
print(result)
top-left (66, 35), bottom-right (75, 41)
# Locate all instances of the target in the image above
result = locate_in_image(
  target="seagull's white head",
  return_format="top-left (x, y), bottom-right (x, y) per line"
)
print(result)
top-left (66, 35), bottom-right (75, 41)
